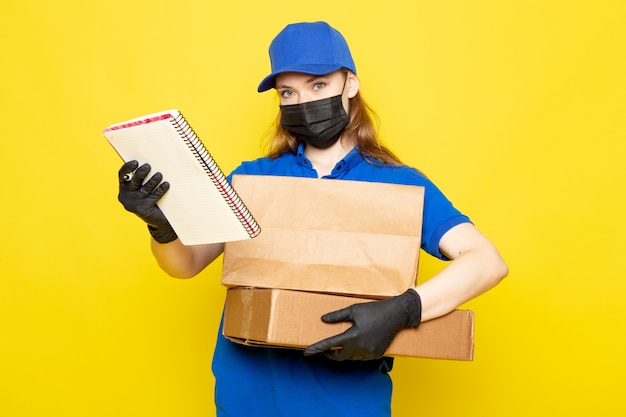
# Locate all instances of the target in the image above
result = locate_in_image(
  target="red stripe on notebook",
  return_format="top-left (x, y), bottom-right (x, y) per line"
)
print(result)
top-left (103, 113), bottom-right (173, 132)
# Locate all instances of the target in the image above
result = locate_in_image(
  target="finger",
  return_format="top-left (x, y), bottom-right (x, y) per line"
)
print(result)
top-left (321, 307), bottom-right (353, 324)
top-left (143, 182), bottom-right (170, 205)
top-left (124, 163), bottom-right (151, 190)
top-left (323, 348), bottom-right (354, 361)
top-left (141, 172), bottom-right (164, 194)
top-left (303, 332), bottom-right (350, 356)
top-left (118, 160), bottom-right (139, 183)
top-left (336, 351), bottom-right (379, 361)
top-left (150, 181), bottom-right (170, 199)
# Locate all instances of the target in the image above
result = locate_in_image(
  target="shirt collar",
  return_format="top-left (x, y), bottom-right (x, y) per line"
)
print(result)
top-left (296, 142), bottom-right (364, 177)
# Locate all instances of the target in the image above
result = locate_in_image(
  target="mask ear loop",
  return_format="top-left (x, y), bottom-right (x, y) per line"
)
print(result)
top-left (341, 71), bottom-right (349, 96)
top-left (341, 71), bottom-right (352, 117)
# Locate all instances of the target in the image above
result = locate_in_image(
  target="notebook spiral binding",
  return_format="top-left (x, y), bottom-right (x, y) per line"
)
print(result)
top-left (168, 112), bottom-right (261, 239)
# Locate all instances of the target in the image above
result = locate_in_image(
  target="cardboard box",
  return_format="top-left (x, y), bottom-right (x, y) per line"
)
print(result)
top-left (223, 288), bottom-right (474, 361)
top-left (222, 175), bottom-right (425, 298)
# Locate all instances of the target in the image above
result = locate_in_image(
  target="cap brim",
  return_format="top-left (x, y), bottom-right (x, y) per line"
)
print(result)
top-left (257, 64), bottom-right (345, 92)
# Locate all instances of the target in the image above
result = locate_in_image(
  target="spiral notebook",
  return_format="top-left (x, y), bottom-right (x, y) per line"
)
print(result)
top-left (103, 109), bottom-right (261, 245)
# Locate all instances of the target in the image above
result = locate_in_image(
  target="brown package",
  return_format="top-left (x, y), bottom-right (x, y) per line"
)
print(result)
top-left (222, 288), bottom-right (474, 361)
top-left (222, 175), bottom-right (425, 298)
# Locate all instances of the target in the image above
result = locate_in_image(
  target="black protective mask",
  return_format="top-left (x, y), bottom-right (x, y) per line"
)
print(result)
top-left (280, 93), bottom-right (350, 149)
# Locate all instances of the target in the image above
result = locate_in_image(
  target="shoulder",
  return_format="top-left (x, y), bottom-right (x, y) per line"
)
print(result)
top-left (351, 159), bottom-right (435, 188)
top-left (229, 152), bottom-right (298, 177)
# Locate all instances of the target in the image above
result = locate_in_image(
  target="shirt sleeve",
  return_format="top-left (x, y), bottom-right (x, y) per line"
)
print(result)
top-left (413, 174), bottom-right (472, 260)
top-left (227, 160), bottom-right (262, 183)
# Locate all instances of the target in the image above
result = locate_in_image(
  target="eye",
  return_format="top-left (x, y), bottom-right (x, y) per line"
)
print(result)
top-left (280, 90), bottom-right (295, 98)
top-left (312, 82), bottom-right (326, 91)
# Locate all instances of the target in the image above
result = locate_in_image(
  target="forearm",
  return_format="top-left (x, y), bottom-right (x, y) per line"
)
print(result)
top-left (415, 225), bottom-right (508, 322)
top-left (150, 238), bottom-right (224, 278)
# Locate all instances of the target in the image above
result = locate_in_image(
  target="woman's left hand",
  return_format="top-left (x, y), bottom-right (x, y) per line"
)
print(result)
top-left (303, 289), bottom-right (422, 361)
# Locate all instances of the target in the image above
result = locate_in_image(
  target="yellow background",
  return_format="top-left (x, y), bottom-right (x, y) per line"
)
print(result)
top-left (1, 1), bottom-right (624, 415)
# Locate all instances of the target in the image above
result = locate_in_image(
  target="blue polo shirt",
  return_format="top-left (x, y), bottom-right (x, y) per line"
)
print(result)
top-left (213, 144), bottom-right (471, 417)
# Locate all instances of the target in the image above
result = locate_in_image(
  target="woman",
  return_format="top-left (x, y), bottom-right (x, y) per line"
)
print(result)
top-left (118, 21), bottom-right (508, 417)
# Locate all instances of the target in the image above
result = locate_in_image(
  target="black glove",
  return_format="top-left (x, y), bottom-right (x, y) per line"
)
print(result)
top-left (118, 160), bottom-right (178, 244)
top-left (303, 289), bottom-right (421, 361)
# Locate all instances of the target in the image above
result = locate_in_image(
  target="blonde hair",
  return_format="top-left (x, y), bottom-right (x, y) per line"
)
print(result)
top-left (265, 91), bottom-right (404, 166)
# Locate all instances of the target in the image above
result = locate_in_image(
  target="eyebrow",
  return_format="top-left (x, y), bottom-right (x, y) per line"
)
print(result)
top-left (276, 75), bottom-right (331, 90)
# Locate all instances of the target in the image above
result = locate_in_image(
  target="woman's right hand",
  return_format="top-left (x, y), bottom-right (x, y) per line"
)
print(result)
top-left (118, 160), bottom-right (178, 243)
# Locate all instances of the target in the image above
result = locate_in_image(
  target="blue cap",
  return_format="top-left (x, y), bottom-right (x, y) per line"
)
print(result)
top-left (257, 21), bottom-right (356, 92)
